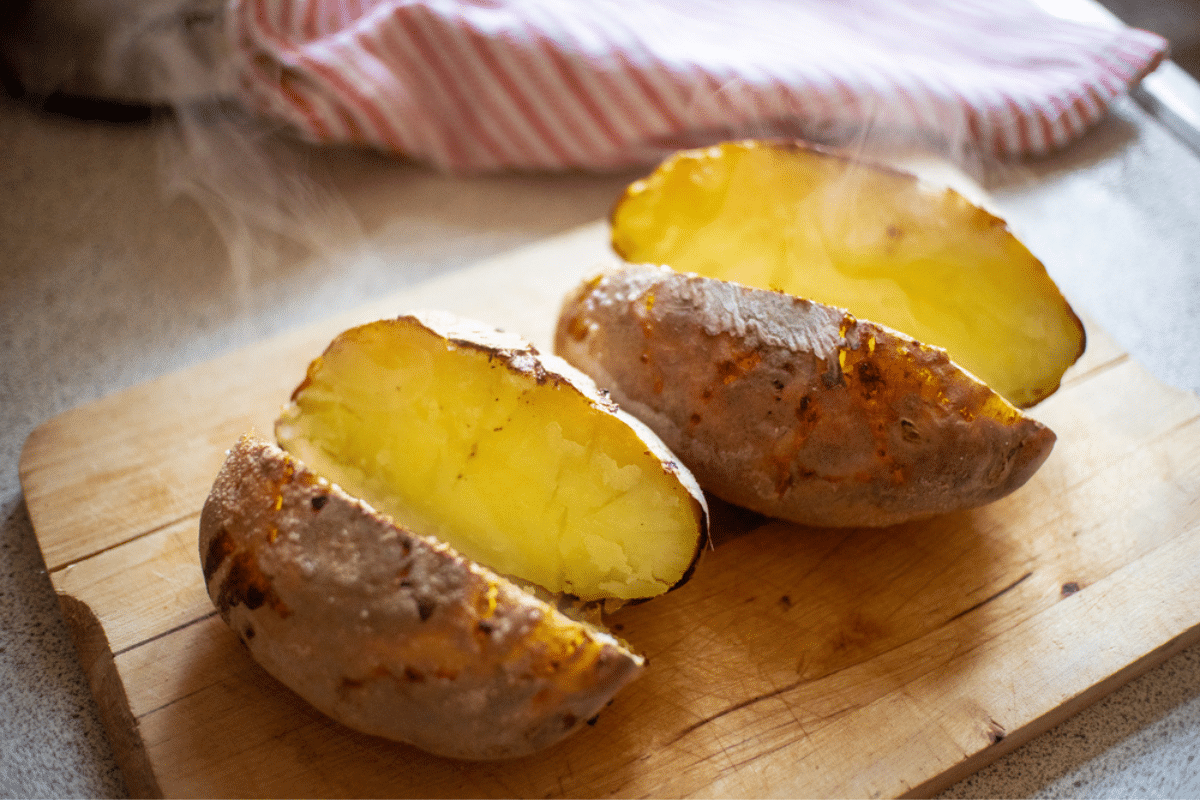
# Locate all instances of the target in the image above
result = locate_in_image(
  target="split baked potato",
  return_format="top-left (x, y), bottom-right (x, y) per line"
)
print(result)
top-left (200, 311), bottom-right (709, 758)
top-left (556, 264), bottom-right (1056, 528)
top-left (554, 139), bottom-right (1082, 527)
top-left (610, 139), bottom-right (1085, 409)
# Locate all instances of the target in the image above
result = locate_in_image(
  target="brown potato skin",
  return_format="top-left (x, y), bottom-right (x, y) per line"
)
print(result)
top-left (555, 265), bottom-right (1057, 528)
top-left (199, 435), bottom-right (645, 760)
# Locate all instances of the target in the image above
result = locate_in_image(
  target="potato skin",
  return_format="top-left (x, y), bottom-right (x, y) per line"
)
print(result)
top-left (555, 265), bottom-right (1057, 528)
top-left (199, 435), bottom-right (645, 760)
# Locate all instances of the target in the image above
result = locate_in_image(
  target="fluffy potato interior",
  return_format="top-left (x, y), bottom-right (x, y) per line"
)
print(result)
top-left (610, 140), bottom-right (1085, 408)
top-left (275, 318), bottom-right (703, 602)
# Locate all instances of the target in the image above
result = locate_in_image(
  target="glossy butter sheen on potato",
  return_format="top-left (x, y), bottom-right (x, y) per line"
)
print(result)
top-left (556, 265), bottom-right (1057, 528)
top-left (610, 139), bottom-right (1086, 408)
top-left (200, 435), bottom-right (646, 760)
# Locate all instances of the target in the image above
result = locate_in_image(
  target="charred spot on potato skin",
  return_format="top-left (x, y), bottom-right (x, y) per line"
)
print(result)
top-left (203, 528), bottom-right (237, 584)
top-left (562, 712), bottom-right (578, 730)
top-left (716, 350), bottom-right (763, 385)
top-left (1061, 581), bottom-right (1081, 597)
top-left (530, 362), bottom-right (551, 386)
top-left (310, 494), bottom-right (328, 511)
top-left (216, 549), bottom-right (291, 618)
top-left (416, 597), bottom-right (437, 622)
top-left (795, 395), bottom-right (818, 427)
top-left (855, 360), bottom-right (886, 400)
top-left (821, 357), bottom-right (844, 388)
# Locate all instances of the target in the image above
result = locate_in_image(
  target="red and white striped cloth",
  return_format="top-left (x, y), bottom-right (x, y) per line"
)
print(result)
top-left (229, 0), bottom-right (1167, 172)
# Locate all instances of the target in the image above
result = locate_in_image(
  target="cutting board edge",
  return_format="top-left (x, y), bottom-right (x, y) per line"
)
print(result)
top-left (57, 593), bottom-right (163, 799)
top-left (67, 508), bottom-right (1200, 800)
top-left (903, 620), bottom-right (1200, 799)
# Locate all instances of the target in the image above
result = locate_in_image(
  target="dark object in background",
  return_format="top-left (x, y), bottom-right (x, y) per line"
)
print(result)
top-left (0, 0), bottom-right (229, 116)
top-left (1099, 0), bottom-right (1200, 81)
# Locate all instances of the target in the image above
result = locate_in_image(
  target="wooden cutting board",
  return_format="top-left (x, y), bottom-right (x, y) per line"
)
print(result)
top-left (20, 221), bottom-right (1200, 799)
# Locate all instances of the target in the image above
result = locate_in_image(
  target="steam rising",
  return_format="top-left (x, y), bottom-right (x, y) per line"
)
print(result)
top-left (1, 0), bottom-right (1022, 292)
top-left (137, 1), bottom-right (363, 298)
top-left (160, 100), bottom-right (363, 298)
top-left (1, 0), bottom-right (362, 295)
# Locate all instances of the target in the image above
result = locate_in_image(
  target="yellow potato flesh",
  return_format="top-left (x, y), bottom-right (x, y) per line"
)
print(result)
top-left (610, 140), bottom-right (1085, 408)
top-left (275, 318), bottom-right (702, 602)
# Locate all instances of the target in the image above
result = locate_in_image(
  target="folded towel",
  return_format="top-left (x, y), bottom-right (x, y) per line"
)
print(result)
top-left (230, 0), bottom-right (1167, 171)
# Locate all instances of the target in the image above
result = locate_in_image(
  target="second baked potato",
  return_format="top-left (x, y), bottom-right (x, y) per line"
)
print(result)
top-left (556, 265), bottom-right (1056, 528)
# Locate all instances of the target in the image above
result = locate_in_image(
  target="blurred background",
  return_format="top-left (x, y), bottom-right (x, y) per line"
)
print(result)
top-left (1101, 0), bottom-right (1200, 79)
top-left (1, 0), bottom-right (1197, 126)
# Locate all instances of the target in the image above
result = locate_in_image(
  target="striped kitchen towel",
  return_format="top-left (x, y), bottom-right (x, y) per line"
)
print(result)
top-left (229, 0), bottom-right (1168, 172)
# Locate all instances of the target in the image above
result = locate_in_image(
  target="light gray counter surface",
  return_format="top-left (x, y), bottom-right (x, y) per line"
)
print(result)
top-left (3, 73), bottom-right (1200, 798)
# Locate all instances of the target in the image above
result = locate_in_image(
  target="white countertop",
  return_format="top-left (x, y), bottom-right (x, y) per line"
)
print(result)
top-left (3, 68), bottom-right (1200, 797)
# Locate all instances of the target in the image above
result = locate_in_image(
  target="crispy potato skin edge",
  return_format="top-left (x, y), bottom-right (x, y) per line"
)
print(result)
top-left (199, 435), bottom-right (646, 760)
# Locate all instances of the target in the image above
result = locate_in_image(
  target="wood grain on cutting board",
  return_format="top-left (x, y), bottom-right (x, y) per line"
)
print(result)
top-left (19, 222), bottom-right (1200, 798)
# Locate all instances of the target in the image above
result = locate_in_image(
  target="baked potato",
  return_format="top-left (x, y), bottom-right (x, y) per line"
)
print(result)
top-left (200, 435), bottom-right (646, 760)
top-left (200, 311), bottom-right (709, 758)
top-left (609, 139), bottom-right (1085, 409)
top-left (556, 264), bottom-right (1056, 528)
